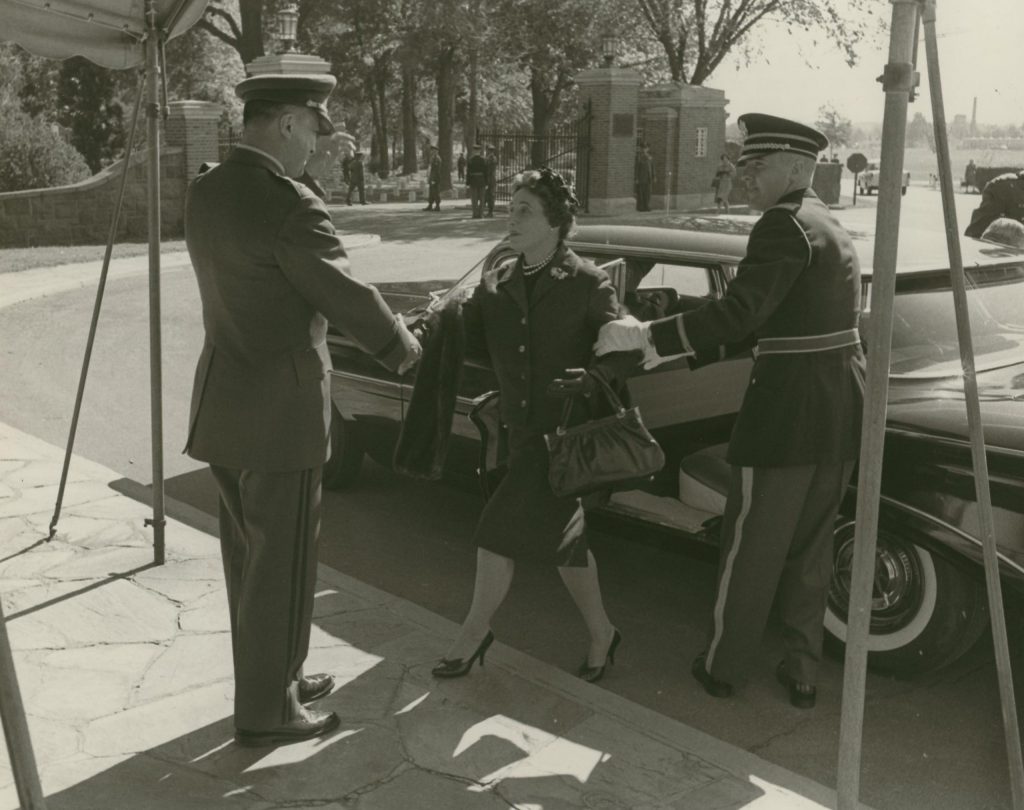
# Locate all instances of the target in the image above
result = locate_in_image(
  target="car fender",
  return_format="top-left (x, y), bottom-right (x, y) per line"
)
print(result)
top-left (867, 493), bottom-right (1024, 591)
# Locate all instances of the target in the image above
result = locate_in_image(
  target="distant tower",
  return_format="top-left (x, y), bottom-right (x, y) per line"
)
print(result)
top-left (970, 97), bottom-right (978, 136)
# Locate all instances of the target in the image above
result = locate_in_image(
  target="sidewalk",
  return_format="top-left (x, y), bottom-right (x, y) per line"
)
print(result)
top-left (0, 421), bottom-right (864, 810)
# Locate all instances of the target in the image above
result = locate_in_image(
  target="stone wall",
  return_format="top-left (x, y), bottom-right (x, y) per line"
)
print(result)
top-left (0, 147), bottom-right (187, 248)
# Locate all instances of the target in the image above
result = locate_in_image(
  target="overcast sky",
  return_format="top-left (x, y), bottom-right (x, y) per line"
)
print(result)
top-left (709, 1), bottom-right (1022, 127)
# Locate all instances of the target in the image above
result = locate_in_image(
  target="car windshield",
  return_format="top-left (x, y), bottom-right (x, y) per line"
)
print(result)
top-left (886, 264), bottom-right (1024, 377)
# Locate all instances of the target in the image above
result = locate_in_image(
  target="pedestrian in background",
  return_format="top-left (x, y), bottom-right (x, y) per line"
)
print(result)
top-left (634, 144), bottom-right (654, 211)
top-left (425, 145), bottom-right (442, 211)
top-left (184, 73), bottom-right (421, 747)
top-left (427, 168), bottom-right (636, 684)
top-left (484, 145), bottom-right (498, 217)
top-left (346, 151), bottom-right (366, 205)
top-left (713, 154), bottom-right (735, 213)
top-left (457, 150), bottom-right (467, 182)
top-left (596, 114), bottom-right (865, 710)
top-left (466, 143), bottom-right (488, 219)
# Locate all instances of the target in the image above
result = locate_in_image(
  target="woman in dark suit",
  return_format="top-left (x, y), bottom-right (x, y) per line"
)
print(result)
top-left (432, 168), bottom-right (637, 683)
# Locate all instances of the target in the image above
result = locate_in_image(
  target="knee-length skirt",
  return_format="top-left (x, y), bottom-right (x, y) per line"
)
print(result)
top-left (472, 429), bottom-right (590, 567)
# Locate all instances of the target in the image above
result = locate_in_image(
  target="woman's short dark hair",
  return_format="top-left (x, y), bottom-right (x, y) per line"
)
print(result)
top-left (511, 168), bottom-right (580, 240)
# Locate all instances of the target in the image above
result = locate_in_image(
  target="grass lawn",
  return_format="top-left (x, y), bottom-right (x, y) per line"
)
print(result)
top-left (0, 240), bottom-right (188, 274)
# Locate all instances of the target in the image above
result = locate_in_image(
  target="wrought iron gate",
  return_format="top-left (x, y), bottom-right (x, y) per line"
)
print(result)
top-left (477, 101), bottom-right (592, 211)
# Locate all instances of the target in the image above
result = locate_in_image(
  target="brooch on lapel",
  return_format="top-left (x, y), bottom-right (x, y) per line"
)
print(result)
top-left (550, 266), bottom-right (568, 280)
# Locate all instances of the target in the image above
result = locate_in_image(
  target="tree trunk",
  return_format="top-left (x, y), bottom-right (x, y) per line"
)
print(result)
top-left (237, 0), bottom-right (264, 64)
top-left (375, 63), bottom-right (390, 179)
top-left (401, 61), bottom-right (419, 175)
top-left (367, 75), bottom-right (384, 176)
top-left (466, 47), bottom-right (478, 151)
top-left (529, 68), bottom-right (565, 167)
top-left (436, 45), bottom-right (456, 192)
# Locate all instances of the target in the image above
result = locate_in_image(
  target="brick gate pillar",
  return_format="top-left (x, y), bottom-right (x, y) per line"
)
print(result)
top-left (639, 84), bottom-right (728, 211)
top-left (165, 101), bottom-right (222, 179)
top-left (576, 66), bottom-right (643, 215)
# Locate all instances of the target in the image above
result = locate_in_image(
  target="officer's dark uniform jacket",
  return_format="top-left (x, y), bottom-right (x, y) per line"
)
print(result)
top-left (965, 171), bottom-right (1024, 238)
top-left (184, 146), bottom-right (407, 472)
top-left (650, 187), bottom-right (865, 467)
top-left (466, 154), bottom-right (488, 188)
top-left (463, 246), bottom-right (634, 434)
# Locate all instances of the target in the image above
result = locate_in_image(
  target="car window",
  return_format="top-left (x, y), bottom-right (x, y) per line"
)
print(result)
top-left (873, 265), bottom-right (1024, 376)
top-left (636, 262), bottom-right (713, 297)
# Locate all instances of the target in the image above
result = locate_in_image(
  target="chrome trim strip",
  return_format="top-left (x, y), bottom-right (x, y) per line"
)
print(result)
top-left (874, 492), bottom-right (1024, 576)
top-left (885, 426), bottom-right (1024, 460)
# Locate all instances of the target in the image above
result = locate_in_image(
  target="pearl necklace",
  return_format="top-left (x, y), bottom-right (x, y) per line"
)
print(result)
top-left (521, 247), bottom-right (559, 276)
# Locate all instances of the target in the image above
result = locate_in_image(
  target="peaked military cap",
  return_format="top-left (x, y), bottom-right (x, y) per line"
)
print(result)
top-left (736, 113), bottom-right (828, 164)
top-left (235, 73), bottom-right (337, 135)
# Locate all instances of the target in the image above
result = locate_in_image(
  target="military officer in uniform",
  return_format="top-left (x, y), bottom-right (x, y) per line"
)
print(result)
top-left (965, 169), bottom-right (1024, 238)
top-left (184, 72), bottom-right (421, 746)
top-left (596, 113), bottom-right (865, 709)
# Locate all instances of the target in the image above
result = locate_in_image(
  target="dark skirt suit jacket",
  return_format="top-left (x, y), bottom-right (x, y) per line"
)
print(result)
top-left (650, 188), bottom-right (866, 467)
top-left (184, 147), bottom-right (409, 473)
top-left (463, 245), bottom-right (638, 566)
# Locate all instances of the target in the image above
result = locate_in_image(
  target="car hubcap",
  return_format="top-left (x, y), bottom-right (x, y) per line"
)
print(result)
top-left (829, 522), bottom-right (925, 634)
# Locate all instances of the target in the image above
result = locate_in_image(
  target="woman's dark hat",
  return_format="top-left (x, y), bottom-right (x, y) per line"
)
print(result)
top-left (736, 113), bottom-right (828, 164)
top-left (235, 73), bottom-right (337, 135)
top-left (537, 167), bottom-right (580, 209)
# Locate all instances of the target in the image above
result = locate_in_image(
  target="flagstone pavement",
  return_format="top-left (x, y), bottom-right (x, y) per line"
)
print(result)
top-left (0, 421), bottom-right (866, 809)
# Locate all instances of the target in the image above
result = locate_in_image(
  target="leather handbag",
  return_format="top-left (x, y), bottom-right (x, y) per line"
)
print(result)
top-left (544, 375), bottom-right (665, 499)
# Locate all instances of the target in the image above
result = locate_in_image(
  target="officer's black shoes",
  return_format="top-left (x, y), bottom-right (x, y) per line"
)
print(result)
top-left (235, 708), bottom-right (340, 747)
top-left (691, 654), bottom-right (733, 698)
top-left (776, 660), bottom-right (816, 709)
top-left (298, 672), bottom-right (335, 704)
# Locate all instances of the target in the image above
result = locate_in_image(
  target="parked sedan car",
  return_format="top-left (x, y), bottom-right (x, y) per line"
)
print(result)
top-left (325, 218), bottom-right (1024, 676)
top-left (857, 158), bottom-right (911, 196)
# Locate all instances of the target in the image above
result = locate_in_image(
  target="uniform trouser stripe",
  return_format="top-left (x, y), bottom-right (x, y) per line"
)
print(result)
top-left (702, 462), bottom-right (852, 686)
top-left (706, 466), bottom-right (754, 672)
top-left (211, 464), bottom-right (322, 731)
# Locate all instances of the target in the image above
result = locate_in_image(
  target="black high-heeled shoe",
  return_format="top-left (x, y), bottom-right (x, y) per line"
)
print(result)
top-left (578, 629), bottom-right (622, 684)
top-left (432, 631), bottom-right (495, 678)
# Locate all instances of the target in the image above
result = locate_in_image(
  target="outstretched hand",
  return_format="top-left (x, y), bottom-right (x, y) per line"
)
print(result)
top-left (547, 368), bottom-right (597, 398)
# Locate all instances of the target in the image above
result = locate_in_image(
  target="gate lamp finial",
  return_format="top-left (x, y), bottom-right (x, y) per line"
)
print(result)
top-left (276, 4), bottom-right (299, 54)
top-left (601, 33), bottom-right (618, 67)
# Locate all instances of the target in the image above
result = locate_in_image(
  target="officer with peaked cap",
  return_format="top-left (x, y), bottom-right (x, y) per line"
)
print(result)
top-left (184, 73), bottom-right (421, 747)
top-left (595, 113), bottom-right (865, 708)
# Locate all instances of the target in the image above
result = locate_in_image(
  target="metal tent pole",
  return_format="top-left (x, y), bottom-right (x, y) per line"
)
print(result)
top-left (144, 0), bottom-right (166, 565)
top-left (836, 1), bottom-right (919, 807)
top-left (920, 1), bottom-right (1024, 803)
top-left (0, 597), bottom-right (46, 809)
top-left (47, 75), bottom-right (146, 541)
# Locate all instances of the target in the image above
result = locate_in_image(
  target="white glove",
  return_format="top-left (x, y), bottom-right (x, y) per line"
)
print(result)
top-left (594, 316), bottom-right (689, 371)
top-left (593, 316), bottom-right (651, 356)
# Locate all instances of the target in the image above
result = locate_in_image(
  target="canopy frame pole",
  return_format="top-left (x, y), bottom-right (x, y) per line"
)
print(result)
top-left (143, 0), bottom-right (166, 565)
top-left (837, 1), bottom-right (919, 807)
top-left (47, 74), bottom-right (147, 541)
top-left (920, 0), bottom-right (1024, 802)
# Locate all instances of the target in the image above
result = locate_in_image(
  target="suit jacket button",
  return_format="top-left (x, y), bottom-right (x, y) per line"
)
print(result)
top-left (520, 317), bottom-right (526, 325)
top-left (518, 345), bottom-right (525, 353)
top-left (521, 399), bottom-right (527, 407)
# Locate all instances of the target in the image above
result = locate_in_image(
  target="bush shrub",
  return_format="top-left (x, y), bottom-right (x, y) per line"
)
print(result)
top-left (0, 109), bottom-right (91, 193)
